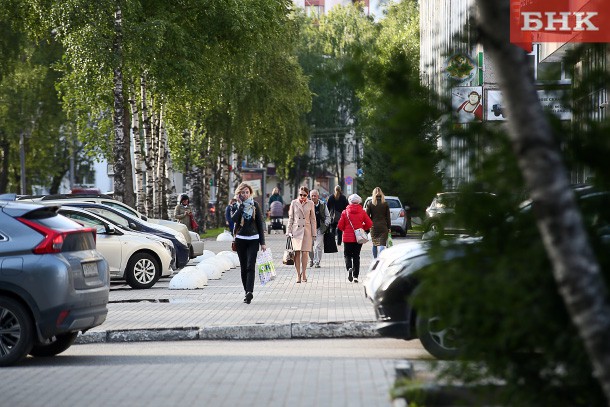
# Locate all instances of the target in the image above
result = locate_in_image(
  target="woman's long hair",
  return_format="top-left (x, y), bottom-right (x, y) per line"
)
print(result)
top-left (334, 185), bottom-right (342, 199)
top-left (371, 187), bottom-right (385, 206)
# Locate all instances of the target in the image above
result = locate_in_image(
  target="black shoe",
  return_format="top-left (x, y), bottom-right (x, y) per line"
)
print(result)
top-left (245, 292), bottom-right (253, 304)
top-left (354, 278), bottom-right (358, 283)
top-left (348, 268), bottom-right (353, 282)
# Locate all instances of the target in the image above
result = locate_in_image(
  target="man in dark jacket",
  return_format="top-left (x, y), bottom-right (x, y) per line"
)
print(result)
top-left (309, 189), bottom-right (331, 268)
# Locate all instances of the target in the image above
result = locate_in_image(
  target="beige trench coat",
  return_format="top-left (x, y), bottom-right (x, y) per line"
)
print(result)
top-left (287, 199), bottom-right (317, 252)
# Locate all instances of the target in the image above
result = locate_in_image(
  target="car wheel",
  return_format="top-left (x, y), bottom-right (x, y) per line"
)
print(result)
top-left (30, 332), bottom-right (78, 357)
top-left (416, 313), bottom-right (460, 360)
top-left (425, 220), bottom-right (443, 237)
top-left (189, 244), bottom-right (195, 259)
top-left (125, 253), bottom-right (160, 289)
top-left (0, 297), bottom-right (34, 366)
top-left (399, 228), bottom-right (407, 237)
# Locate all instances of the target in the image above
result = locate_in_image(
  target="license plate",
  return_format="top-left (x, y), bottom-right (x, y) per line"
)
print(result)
top-left (82, 262), bottom-right (98, 277)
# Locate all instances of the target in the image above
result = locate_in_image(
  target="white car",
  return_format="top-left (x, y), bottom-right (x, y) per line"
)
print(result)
top-left (58, 207), bottom-right (173, 289)
top-left (189, 231), bottom-right (205, 257)
top-left (363, 195), bottom-right (408, 236)
top-left (21, 194), bottom-right (196, 257)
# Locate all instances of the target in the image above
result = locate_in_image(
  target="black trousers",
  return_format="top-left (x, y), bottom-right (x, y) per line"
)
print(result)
top-left (331, 222), bottom-right (343, 245)
top-left (235, 238), bottom-right (259, 293)
top-left (343, 242), bottom-right (363, 278)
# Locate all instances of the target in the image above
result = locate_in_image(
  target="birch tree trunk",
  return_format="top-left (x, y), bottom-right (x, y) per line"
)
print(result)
top-left (112, 5), bottom-right (127, 203)
top-left (122, 109), bottom-right (135, 208)
top-left (151, 108), bottom-right (161, 218)
top-left (129, 82), bottom-right (146, 214)
top-left (141, 74), bottom-right (154, 216)
top-left (475, 0), bottom-right (610, 402)
top-left (191, 165), bottom-right (204, 233)
top-left (158, 115), bottom-right (169, 219)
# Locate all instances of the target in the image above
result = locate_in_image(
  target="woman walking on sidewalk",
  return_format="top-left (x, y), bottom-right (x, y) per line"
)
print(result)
top-left (327, 185), bottom-right (349, 245)
top-left (366, 187), bottom-right (391, 259)
top-left (287, 186), bottom-right (317, 283)
top-left (338, 194), bottom-right (372, 283)
top-left (231, 183), bottom-right (266, 304)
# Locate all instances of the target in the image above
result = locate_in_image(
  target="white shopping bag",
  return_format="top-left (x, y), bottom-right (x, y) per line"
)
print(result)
top-left (256, 248), bottom-right (275, 285)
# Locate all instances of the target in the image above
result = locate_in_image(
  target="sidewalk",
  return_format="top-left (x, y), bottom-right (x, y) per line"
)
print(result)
top-left (78, 231), bottom-right (417, 343)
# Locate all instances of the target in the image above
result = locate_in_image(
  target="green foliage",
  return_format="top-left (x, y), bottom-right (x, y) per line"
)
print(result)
top-left (411, 44), bottom-right (610, 405)
top-left (355, 0), bottom-right (443, 209)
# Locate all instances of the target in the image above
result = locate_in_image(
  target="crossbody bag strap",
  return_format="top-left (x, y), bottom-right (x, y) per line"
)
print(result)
top-left (346, 211), bottom-right (357, 232)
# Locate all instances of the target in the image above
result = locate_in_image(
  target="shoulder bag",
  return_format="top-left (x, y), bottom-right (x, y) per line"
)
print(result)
top-left (347, 212), bottom-right (369, 244)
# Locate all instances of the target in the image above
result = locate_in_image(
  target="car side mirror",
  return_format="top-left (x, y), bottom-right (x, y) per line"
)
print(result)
top-left (106, 224), bottom-right (116, 234)
top-left (142, 215), bottom-right (148, 221)
top-left (129, 222), bottom-right (138, 230)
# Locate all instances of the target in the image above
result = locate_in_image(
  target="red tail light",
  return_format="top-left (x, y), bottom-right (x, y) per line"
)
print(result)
top-left (17, 218), bottom-right (96, 254)
top-left (399, 209), bottom-right (405, 218)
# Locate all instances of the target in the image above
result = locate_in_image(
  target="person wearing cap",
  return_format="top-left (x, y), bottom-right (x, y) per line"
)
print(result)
top-left (231, 182), bottom-right (266, 304)
top-left (174, 194), bottom-right (194, 231)
top-left (337, 194), bottom-right (373, 283)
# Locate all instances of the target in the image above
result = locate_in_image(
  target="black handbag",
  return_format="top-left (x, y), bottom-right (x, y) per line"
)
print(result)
top-left (323, 230), bottom-right (338, 253)
top-left (282, 236), bottom-right (295, 265)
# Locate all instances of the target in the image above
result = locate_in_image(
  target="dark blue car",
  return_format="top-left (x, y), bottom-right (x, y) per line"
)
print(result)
top-left (56, 202), bottom-right (190, 269)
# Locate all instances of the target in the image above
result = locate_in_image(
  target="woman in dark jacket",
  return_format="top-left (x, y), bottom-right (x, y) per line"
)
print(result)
top-left (327, 185), bottom-right (349, 245)
top-left (231, 183), bottom-right (266, 304)
top-left (366, 187), bottom-right (392, 259)
top-left (337, 194), bottom-right (373, 283)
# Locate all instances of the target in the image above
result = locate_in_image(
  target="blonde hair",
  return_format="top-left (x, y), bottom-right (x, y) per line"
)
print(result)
top-left (371, 187), bottom-right (385, 206)
top-left (334, 185), bottom-right (342, 199)
top-left (272, 187), bottom-right (280, 195)
top-left (234, 182), bottom-right (253, 198)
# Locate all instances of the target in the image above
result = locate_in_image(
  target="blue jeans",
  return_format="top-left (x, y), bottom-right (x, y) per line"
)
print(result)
top-left (372, 245), bottom-right (386, 259)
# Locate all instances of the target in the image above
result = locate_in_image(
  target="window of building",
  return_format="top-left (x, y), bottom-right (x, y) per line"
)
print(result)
top-left (305, 5), bottom-right (324, 18)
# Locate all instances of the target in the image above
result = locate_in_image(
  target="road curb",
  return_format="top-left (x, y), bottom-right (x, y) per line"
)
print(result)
top-left (76, 321), bottom-right (380, 344)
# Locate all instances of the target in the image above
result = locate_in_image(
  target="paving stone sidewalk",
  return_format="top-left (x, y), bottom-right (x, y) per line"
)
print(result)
top-left (79, 230), bottom-right (416, 343)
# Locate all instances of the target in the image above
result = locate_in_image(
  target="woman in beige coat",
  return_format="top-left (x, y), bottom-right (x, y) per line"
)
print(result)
top-left (287, 186), bottom-right (317, 283)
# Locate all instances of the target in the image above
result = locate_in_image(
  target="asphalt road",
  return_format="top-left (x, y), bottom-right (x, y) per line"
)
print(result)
top-left (1, 338), bottom-right (430, 407)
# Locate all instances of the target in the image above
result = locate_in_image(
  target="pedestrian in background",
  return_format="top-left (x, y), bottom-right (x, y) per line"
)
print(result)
top-left (225, 198), bottom-right (237, 233)
top-left (327, 185), bottom-right (349, 245)
top-left (174, 194), bottom-right (194, 231)
top-left (338, 194), bottom-right (372, 283)
top-left (366, 187), bottom-right (392, 259)
top-left (268, 187), bottom-right (284, 207)
top-left (231, 183), bottom-right (266, 304)
top-left (287, 186), bottom-right (316, 283)
top-left (309, 189), bottom-right (330, 268)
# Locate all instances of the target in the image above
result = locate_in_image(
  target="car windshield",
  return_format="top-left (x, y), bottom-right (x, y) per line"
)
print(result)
top-left (387, 199), bottom-right (402, 209)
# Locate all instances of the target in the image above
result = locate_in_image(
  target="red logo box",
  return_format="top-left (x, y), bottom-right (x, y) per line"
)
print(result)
top-left (510, 0), bottom-right (610, 49)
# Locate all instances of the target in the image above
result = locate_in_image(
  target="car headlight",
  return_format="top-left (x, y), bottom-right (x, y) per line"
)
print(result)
top-left (175, 233), bottom-right (188, 246)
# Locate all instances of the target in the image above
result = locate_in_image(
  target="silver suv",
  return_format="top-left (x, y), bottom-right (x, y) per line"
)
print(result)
top-left (0, 201), bottom-right (109, 366)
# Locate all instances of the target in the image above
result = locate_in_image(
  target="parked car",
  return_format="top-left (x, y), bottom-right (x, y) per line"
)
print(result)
top-left (57, 207), bottom-right (174, 289)
top-left (422, 191), bottom-right (496, 238)
top-left (46, 202), bottom-right (190, 269)
top-left (365, 187), bottom-right (610, 359)
top-left (0, 201), bottom-right (109, 366)
top-left (363, 195), bottom-right (408, 236)
top-left (189, 231), bottom-right (205, 257)
top-left (20, 194), bottom-right (197, 258)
